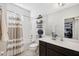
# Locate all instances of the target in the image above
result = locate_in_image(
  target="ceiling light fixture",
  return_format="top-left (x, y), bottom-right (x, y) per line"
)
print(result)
top-left (58, 3), bottom-right (65, 6)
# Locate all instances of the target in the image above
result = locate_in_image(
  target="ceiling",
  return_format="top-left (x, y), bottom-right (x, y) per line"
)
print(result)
top-left (15, 3), bottom-right (78, 18)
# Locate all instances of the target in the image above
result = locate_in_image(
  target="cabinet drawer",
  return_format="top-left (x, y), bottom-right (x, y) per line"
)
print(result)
top-left (39, 40), bottom-right (47, 46)
top-left (47, 48), bottom-right (63, 56)
top-left (47, 42), bottom-right (79, 56)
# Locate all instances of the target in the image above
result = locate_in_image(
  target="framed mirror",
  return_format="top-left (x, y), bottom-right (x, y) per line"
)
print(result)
top-left (64, 16), bottom-right (79, 40)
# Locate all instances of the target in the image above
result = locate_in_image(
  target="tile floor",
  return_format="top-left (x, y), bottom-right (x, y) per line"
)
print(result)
top-left (19, 48), bottom-right (39, 56)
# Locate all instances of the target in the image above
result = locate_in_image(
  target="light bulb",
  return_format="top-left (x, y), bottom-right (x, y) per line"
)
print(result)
top-left (58, 3), bottom-right (65, 6)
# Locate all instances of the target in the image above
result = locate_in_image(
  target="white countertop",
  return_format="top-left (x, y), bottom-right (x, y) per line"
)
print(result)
top-left (39, 36), bottom-right (79, 52)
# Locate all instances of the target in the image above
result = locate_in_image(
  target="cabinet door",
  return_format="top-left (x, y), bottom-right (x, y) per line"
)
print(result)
top-left (39, 45), bottom-right (46, 56)
top-left (47, 48), bottom-right (62, 56)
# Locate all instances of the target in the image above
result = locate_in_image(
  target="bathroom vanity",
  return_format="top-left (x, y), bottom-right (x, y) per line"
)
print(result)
top-left (39, 36), bottom-right (79, 56)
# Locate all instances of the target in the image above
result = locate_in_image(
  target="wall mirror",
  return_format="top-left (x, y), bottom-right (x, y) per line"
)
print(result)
top-left (64, 16), bottom-right (79, 40)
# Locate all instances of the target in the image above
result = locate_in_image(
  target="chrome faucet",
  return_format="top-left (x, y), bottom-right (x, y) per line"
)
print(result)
top-left (52, 32), bottom-right (57, 40)
top-left (60, 37), bottom-right (63, 41)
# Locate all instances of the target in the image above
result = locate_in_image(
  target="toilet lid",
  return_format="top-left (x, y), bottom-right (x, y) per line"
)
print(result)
top-left (29, 43), bottom-right (38, 48)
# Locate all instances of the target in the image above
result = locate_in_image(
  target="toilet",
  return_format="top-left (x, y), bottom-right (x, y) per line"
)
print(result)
top-left (29, 42), bottom-right (39, 55)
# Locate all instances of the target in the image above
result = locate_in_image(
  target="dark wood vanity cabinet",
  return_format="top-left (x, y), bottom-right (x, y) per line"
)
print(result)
top-left (39, 40), bottom-right (79, 56)
top-left (39, 41), bottom-right (47, 56)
